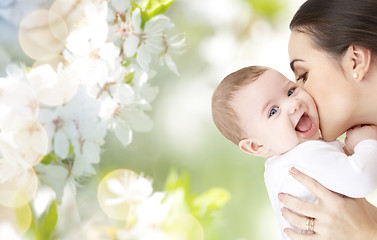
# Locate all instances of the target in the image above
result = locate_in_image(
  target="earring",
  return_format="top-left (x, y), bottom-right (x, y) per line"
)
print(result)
top-left (353, 73), bottom-right (359, 79)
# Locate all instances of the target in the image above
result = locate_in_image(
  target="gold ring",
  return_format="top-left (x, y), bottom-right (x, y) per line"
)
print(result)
top-left (306, 217), bottom-right (315, 232)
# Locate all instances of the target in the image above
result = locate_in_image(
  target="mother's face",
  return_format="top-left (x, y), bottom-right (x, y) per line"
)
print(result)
top-left (288, 31), bottom-right (357, 141)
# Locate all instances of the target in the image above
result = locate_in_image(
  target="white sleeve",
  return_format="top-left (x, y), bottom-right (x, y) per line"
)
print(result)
top-left (293, 139), bottom-right (377, 198)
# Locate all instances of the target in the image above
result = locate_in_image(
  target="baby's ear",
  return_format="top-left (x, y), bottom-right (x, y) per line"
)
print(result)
top-left (238, 138), bottom-right (266, 157)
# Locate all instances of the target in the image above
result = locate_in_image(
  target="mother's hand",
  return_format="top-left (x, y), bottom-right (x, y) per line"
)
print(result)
top-left (278, 168), bottom-right (377, 240)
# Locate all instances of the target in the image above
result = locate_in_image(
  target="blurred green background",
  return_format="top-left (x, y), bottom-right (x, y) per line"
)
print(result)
top-left (0, 0), bottom-right (304, 239)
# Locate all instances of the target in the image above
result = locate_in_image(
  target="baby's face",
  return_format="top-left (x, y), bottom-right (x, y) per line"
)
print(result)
top-left (232, 69), bottom-right (320, 156)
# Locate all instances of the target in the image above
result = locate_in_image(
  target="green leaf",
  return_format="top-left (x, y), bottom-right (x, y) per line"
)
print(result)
top-left (122, 59), bottom-right (131, 67)
top-left (124, 72), bottom-right (135, 84)
top-left (192, 188), bottom-right (230, 218)
top-left (39, 201), bottom-right (58, 240)
top-left (137, 0), bottom-right (174, 28)
top-left (164, 169), bottom-right (190, 194)
top-left (14, 203), bottom-right (33, 237)
top-left (41, 151), bottom-right (59, 165)
top-left (41, 154), bottom-right (53, 165)
top-left (243, 0), bottom-right (287, 19)
top-left (148, 0), bottom-right (174, 18)
top-left (68, 144), bottom-right (74, 155)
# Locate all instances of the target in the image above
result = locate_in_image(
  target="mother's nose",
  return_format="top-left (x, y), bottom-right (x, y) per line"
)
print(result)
top-left (288, 98), bottom-right (301, 115)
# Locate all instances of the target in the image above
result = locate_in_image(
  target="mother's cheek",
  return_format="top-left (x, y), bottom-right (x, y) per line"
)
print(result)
top-left (304, 83), bottom-right (338, 140)
top-left (318, 97), bottom-right (350, 141)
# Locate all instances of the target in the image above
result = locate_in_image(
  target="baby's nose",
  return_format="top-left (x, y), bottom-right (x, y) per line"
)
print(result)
top-left (288, 99), bottom-right (301, 115)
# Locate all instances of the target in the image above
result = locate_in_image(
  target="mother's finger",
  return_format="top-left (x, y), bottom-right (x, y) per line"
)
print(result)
top-left (279, 193), bottom-right (318, 218)
top-left (281, 207), bottom-right (310, 231)
top-left (284, 228), bottom-right (317, 240)
top-left (289, 167), bottom-right (333, 200)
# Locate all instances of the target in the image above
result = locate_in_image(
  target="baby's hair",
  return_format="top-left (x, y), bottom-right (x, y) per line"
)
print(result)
top-left (211, 66), bottom-right (269, 145)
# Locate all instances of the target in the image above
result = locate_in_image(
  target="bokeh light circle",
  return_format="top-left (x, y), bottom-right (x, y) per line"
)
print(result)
top-left (14, 120), bottom-right (49, 166)
top-left (98, 169), bottom-right (142, 220)
top-left (50, 0), bottom-right (87, 33)
top-left (19, 9), bottom-right (66, 61)
top-left (0, 167), bottom-right (38, 208)
top-left (0, 202), bottom-right (32, 235)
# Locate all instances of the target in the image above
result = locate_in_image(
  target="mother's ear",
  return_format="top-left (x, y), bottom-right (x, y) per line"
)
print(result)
top-left (238, 138), bottom-right (267, 157)
top-left (342, 45), bottom-right (371, 82)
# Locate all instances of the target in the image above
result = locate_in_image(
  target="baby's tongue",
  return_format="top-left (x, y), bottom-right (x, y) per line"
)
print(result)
top-left (296, 115), bottom-right (311, 132)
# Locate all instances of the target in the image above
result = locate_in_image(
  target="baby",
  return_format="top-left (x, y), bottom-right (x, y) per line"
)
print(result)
top-left (211, 66), bottom-right (377, 239)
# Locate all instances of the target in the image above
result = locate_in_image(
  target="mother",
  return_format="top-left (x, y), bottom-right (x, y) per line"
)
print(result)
top-left (279, 0), bottom-right (377, 239)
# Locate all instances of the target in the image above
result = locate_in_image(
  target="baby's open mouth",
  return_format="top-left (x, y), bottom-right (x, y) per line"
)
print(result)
top-left (295, 113), bottom-right (313, 133)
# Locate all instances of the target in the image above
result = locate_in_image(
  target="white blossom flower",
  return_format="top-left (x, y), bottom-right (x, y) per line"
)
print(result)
top-left (96, 65), bottom-right (155, 146)
top-left (98, 169), bottom-right (154, 221)
top-left (0, 134), bottom-right (33, 186)
top-left (107, 0), bottom-right (133, 44)
top-left (9, 120), bottom-right (48, 166)
top-left (65, 2), bottom-right (109, 58)
top-left (105, 95), bottom-right (154, 146)
top-left (136, 192), bottom-right (172, 226)
top-left (110, 0), bottom-right (131, 13)
top-left (105, 172), bottom-right (153, 206)
top-left (0, 1), bottom-right (187, 237)
top-left (39, 87), bottom-right (106, 177)
top-left (27, 63), bottom-right (79, 106)
top-left (0, 65), bottom-right (39, 129)
top-left (123, 8), bottom-right (171, 71)
top-left (0, 137), bottom-right (38, 207)
top-left (160, 33), bottom-right (186, 76)
top-left (0, 65), bottom-right (48, 208)
top-left (64, 2), bottom-right (121, 88)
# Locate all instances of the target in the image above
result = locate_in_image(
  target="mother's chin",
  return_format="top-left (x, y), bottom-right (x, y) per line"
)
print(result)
top-left (319, 122), bottom-right (349, 142)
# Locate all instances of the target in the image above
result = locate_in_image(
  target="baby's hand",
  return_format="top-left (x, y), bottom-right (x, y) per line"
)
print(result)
top-left (345, 125), bottom-right (377, 154)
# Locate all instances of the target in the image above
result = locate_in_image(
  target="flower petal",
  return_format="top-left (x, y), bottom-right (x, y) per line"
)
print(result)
top-left (139, 83), bottom-right (159, 103)
top-left (54, 129), bottom-right (69, 159)
top-left (114, 122), bottom-right (132, 146)
top-left (98, 43), bottom-right (120, 61)
top-left (145, 15), bottom-right (170, 34)
top-left (137, 45), bottom-right (152, 71)
top-left (131, 8), bottom-right (142, 33)
top-left (117, 84), bottom-right (135, 105)
top-left (82, 141), bottom-right (101, 164)
top-left (123, 35), bottom-right (139, 57)
top-left (126, 111), bottom-right (153, 132)
top-left (163, 54), bottom-right (179, 76)
top-left (111, 0), bottom-right (130, 12)
top-left (106, 178), bottom-right (127, 196)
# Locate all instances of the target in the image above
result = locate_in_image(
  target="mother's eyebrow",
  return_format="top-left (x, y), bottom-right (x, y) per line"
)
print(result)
top-left (290, 59), bottom-right (304, 71)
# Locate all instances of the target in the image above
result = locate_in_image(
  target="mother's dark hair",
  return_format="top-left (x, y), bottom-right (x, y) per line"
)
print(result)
top-left (290, 0), bottom-right (377, 59)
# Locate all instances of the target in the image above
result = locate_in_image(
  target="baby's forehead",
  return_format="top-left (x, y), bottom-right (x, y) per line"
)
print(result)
top-left (259, 68), bottom-right (293, 83)
top-left (232, 72), bottom-right (295, 112)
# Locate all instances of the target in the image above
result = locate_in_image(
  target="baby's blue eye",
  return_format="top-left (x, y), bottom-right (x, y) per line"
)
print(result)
top-left (269, 107), bottom-right (278, 117)
top-left (288, 89), bottom-right (294, 97)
